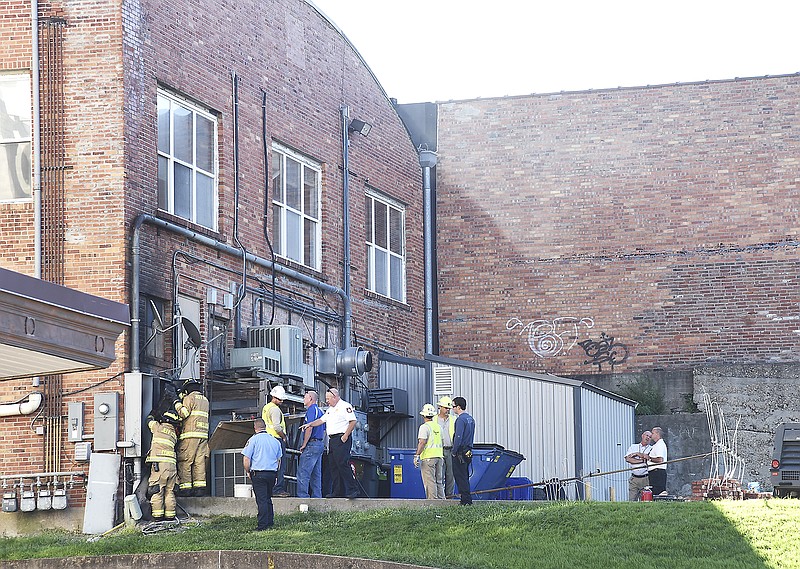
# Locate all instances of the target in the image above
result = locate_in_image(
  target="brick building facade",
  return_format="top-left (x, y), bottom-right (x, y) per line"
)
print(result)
top-left (1, 0), bottom-right (424, 512)
top-left (434, 75), bottom-right (800, 377)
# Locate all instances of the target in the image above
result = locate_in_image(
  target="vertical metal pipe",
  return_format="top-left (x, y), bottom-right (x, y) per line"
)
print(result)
top-left (31, 0), bottom-right (42, 278)
top-left (419, 150), bottom-right (438, 355)
top-left (340, 105), bottom-right (351, 401)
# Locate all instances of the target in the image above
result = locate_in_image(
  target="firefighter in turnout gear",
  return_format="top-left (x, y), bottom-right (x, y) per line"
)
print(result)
top-left (174, 379), bottom-right (210, 496)
top-left (145, 410), bottom-right (179, 520)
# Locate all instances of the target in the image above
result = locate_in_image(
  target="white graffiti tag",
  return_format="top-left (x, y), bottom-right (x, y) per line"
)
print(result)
top-left (506, 316), bottom-right (595, 358)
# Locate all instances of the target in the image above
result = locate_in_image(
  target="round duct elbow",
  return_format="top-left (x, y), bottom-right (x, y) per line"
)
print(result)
top-left (0, 392), bottom-right (44, 418)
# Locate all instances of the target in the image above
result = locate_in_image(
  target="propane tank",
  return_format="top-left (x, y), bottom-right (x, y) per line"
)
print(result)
top-left (640, 487), bottom-right (653, 502)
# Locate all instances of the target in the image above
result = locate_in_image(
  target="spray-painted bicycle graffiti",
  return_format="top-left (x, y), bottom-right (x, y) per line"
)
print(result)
top-left (577, 332), bottom-right (629, 371)
top-left (506, 316), bottom-right (594, 358)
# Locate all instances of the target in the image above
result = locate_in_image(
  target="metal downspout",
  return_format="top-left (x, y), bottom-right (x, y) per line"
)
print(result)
top-left (419, 150), bottom-right (437, 355)
top-left (31, 0), bottom-right (42, 277)
top-left (130, 214), bottom-right (352, 371)
top-left (340, 105), bottom-right (351, 303)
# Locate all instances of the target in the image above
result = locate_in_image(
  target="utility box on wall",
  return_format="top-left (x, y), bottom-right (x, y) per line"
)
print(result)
top-left (93, 392), bottom-right (119, 451)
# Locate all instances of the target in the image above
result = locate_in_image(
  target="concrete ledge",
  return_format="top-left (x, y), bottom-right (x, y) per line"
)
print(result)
top-left (1, 550), bottom-right (434, 569)
top-left (0, 507), bottom-right (84, 537)
top-left (180, 496), bottom-right (461, 518)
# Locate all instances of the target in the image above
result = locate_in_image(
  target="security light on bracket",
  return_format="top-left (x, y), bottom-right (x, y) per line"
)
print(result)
top-left (348, 118), bottom-right (372, 137)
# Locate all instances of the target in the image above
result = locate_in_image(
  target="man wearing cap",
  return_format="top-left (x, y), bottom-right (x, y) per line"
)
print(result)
top-left (300, 387), bottom-right (360, 499)
top-left (262, 384), bottom-right (289, 496)
top-left (415, 403), bottom-right (445, 499)
top-left (436, 396), bottom-right (457, 497)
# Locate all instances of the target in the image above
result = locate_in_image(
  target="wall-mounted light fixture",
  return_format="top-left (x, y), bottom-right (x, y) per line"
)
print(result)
top-left (348, 118), bottom-right (372, 137)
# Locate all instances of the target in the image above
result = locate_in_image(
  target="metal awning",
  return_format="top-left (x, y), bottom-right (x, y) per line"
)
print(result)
top-left (0, 267), bottom-right (129, 380)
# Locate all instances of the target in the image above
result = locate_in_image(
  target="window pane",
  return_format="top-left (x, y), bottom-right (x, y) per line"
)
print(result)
top-left (304, 218), bottom-right (317, 268)
top-left (389, 207), bottom-right (403, 255)
top-left (196, 172), bottom-right (214, 228)
top-left (390, 255), bottom-right (403, 301)
top-left (174, 162), bottom-right (192, 219)
top-left (157, 155), bottom-right (169, 209)
top-left (374, 201), bottom-right (387, 249)
top-left (196, 115), bottom-right (214, 172)
top-left (286, 157), bottom-right (301, 209)
top-left (366, 245), bottom-right (373, 289)
top-left (365, 197), bottom-right (373, 241)
top-left (304, 167), bottom-right (318, 217)
top-left (286, 210), bottom-right (301, 262)
top-left (272, 203), bottom-right (282, 252)
top-left (157, 96), bottom-right (170, 153)
top-left (374, 249), bottom-right (388, 296)
top-left (0, 142), bottom-right (31, 199)
top-left (173, 105), bottom-right (193, 163)
top-left (271, 151), bottom-right (283, 203)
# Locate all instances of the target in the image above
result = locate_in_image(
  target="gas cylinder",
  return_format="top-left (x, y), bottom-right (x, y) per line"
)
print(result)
top-left (640, 487), bottom-right (653, 501)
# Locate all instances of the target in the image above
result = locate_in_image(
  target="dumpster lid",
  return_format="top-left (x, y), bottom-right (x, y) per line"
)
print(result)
top-left (208, 419), bottom-right (255, 451)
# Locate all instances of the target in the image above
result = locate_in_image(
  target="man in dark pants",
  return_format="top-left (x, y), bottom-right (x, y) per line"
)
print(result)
top-left (451, 396), bottom-right (475, 505)
top-left (242, 418), bottom-right (283, 530)
top-left (301, 387), bottom-right (359, 498)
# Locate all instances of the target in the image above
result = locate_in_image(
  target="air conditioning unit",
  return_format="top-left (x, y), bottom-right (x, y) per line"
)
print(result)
top-left (230, 347), bottom-right (281, 375)
top-left (247, 325), bottom-right (304, 379)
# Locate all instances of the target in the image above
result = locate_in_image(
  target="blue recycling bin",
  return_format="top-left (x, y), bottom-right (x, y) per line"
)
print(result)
top-left (469, 444), bottom-right (525, 501)
top-left (500, 476), bottom-right (534, 500)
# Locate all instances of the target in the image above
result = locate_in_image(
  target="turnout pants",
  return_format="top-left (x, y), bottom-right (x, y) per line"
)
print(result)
top-left (148, 462), bottom-right (177, 519)
top-left (177, 438), bottom-right (209, 491)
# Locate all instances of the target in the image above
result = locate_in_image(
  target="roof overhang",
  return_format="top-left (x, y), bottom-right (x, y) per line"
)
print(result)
top-left (0, 267), bottom-right (130, 380)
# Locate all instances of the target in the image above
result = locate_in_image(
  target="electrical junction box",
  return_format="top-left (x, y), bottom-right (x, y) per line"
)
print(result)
top-left (68, 402), bottom-right (84, 442)
top-left (93, 392), bottom-right (119, 451)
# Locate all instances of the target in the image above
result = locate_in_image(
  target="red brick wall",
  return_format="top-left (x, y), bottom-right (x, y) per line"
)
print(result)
top-left (435, 76), bottom-right (800, 376)
top-left (0, 0), bottom-right (423, 498)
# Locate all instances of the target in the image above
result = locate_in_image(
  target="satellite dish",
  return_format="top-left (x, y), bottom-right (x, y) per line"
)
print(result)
top-left (181, 318), bottom-right (202, 349)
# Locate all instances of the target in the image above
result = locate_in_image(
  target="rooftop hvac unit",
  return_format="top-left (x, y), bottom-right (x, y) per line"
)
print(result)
top-left (247, 325), bottom-right (304, 379)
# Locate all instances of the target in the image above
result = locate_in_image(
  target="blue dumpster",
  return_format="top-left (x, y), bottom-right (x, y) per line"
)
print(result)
top-left (500, 477), bottom-right (534, 500)
top-left (388, 448), bottom-right (425, 499)
top-left (470, 444), bottom-right (525, 501)
top-left (388, 444), bottom-right (525, 500)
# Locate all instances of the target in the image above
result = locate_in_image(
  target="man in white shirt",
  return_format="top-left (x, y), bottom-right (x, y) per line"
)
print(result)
top-left (624, 430), bottom-right (651, 501)
top-left (645, 426), bottom-right (668, 495)
top-left (301, 387), bottom-right (360, 498)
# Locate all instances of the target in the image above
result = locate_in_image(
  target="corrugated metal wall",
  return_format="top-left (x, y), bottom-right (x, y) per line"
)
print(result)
top-left (376, 354), bottom-right (428, 452)
top-left (377, 353), bottom-right (635, 501)
top-left (579, 385), bottom-right (636, 501)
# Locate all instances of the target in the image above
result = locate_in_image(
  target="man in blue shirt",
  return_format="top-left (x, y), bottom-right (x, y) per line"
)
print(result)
top-left (451, 396), bottom-right (475, 505)
top-left (242, 418), bottom-right (283, 530)
top-left (296, 390), bottom-right (325, 498)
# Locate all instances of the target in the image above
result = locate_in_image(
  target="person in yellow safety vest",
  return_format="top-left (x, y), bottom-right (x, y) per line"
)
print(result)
top-left (436, 396), bottom-right (457, 497)
top-left (261, 384), bottom-right (289, 496)
top-left (145, 411), bottom-right (178, 520)
top-left (174, 379), bottom-right (210, 496)
top-left (414, 403), bottom-right (445, 499)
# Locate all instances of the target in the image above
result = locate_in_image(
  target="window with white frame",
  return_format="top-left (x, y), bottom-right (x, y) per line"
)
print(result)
top-left (157, 90), bottom-right (218, 230)
top-left (271, 143), bottom-right (321, 270)
top-left (365, 191), bottom-right (406, 302)
top-left (0, 73), bottom-right (32, 201)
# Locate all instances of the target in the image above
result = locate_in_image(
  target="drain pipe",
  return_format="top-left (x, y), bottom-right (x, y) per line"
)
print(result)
top-left (31, 0), bottom-right (42, 277)
top-left (419, 150), bottom-right (438, 355)
top-left (340, 105), bottom-right (352, 301)
top-left (0, 392), bottom-right (43, 417)
top-left (130, 214), bottom-right (351, 372)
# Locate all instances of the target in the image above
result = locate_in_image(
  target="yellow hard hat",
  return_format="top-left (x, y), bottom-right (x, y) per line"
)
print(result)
top-left (420, 403), bottom-right (436, 417)
top-left (437, 396), bottom-right (453, 409)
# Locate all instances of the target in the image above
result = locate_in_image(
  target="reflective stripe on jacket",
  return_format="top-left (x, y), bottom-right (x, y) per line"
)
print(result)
top-left (420, 420), bottom-right (444, 460)
top-left (176, 392), bottom-right (209, 440)
top-left (146, 420), bottom-right (177, 464)
top-left (262, 401), bottom-right (286, 439)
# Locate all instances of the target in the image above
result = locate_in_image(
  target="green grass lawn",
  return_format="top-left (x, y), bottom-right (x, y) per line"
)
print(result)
top-left (1, 500), bottom-right (799, 569)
